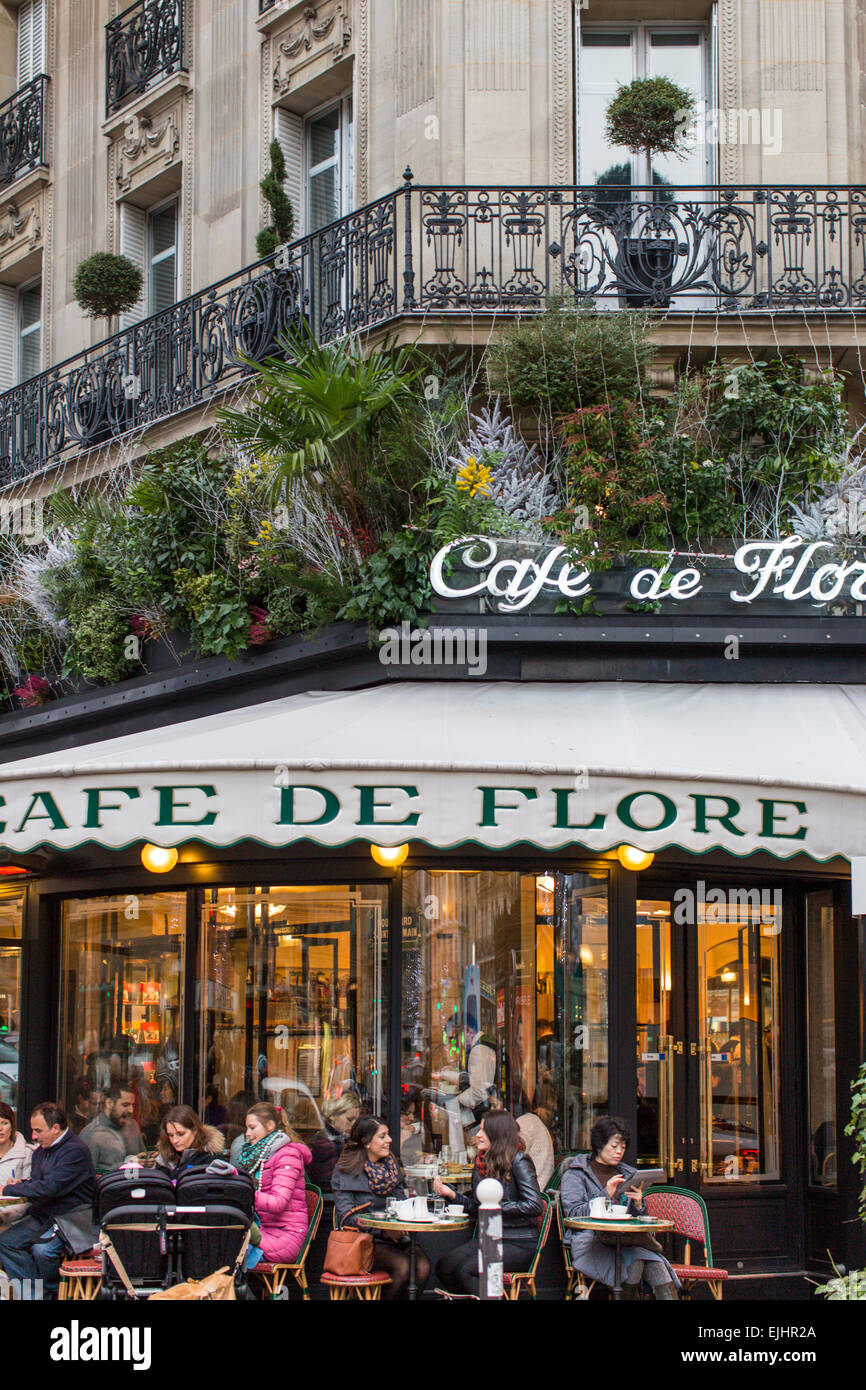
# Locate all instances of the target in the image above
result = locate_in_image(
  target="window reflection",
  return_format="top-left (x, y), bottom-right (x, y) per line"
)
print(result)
top-left (60, 894), bottom-right (185, 1147)
top-left (198, 885), bottom-right (387, 1190)
top-left (0, 894), bottom-right (23, 1108)
top-left (402, 870), bottom-right (608, 1162)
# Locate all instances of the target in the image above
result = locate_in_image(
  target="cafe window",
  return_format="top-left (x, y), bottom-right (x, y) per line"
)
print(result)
top-left (401, 870), bottom-right (609, 1159)
top-left (0, 894), bottom-right (24, 1109)
top-left (198, 885), bottom-right (388, 1172)
top-left (806, 889), bottom-right (836, 1186)
top-left (59, 893), bottom-right (185, 1146)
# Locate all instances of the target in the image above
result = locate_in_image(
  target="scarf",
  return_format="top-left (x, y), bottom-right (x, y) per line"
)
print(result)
top-left (364, 1152), bottom-right (402, 1196)
top-left (239, 1129), bottom-right (287, 1186)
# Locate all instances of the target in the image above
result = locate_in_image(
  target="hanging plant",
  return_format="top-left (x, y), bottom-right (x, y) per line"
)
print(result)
top-left (72, 252), bottom-right (144, 320)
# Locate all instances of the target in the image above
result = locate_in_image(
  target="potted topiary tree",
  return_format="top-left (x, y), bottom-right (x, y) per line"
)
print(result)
top-left (602, 76), bottom-right (695, 307)
top-left (256, 139), bottom-right (295, 260)
top-left (71, 253), bottom-right (144, 445)
top-left (72, 252), bottom-right (144, 320)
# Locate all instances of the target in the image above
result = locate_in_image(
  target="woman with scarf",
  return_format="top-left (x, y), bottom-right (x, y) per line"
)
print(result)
top-left (239, 1102), bottom-right (311, 1264)
top-left (433, 1108), bottom-right (543, 1296)
top-left (331, 1116), bottom-right (430, 1299)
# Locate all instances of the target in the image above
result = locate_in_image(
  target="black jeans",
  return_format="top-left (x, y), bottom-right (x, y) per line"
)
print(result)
top-left (436, 1237), bottom-right (536, 1296)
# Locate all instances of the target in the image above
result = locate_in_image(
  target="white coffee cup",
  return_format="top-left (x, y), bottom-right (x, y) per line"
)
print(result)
top-left (446, 1204), bottom-right (463, 1217)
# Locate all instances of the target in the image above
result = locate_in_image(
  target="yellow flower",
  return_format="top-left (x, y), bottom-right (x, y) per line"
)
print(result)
top-left (689, 460), bottom-right (699, 470)
top-left (456, 456), bottom-right (492, 498)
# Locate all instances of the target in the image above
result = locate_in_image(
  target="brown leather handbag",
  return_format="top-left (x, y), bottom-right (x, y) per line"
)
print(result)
top-left (323, 1202), bottom-right (374, 1276)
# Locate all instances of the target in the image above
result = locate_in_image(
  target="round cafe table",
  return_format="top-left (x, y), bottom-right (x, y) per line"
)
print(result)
top-left (564, 1216), bottom-right (673, 1301)
top-left (358, 1213), bottom-right (469, 1301)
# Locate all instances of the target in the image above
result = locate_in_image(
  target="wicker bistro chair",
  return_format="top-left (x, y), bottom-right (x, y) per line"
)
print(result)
top-left (252, 1184), bottom-right (323, 1301)
top-left (644, 1186), bottom-right (729, 1300)
top-left (501, 1192), bottom-right (552, 1300)
top-left (319, 1200), bottom-right (392, 1301)
top-left (58, 1248), bottom-right (103, 1301)
top-left (554, 1194), bottom-right (596, 1300)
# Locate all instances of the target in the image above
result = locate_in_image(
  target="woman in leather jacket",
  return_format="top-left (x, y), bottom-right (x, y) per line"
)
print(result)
top-left (433, 1109), bottom-right (543, 1296)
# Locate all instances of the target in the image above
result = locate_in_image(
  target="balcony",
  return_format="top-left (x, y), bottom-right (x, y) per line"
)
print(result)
top-left (3, 179), bottom-right (866, 485)
top-left (105, 0), bottom-right (185, 118)
top-left (0, 76), bottom-right (48, 190)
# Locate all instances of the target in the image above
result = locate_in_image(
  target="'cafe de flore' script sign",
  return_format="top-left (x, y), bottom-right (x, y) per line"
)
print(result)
top-left (429, 534), bottom-right (866, 612)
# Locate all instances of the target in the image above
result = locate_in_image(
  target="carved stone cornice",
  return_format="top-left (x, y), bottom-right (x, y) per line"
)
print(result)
top-left (114, 106), bottom-right (181, 194)
top-left (273, 2), bottom-right (352, 96)
top-left (0, 193), bottom-right (43, 271)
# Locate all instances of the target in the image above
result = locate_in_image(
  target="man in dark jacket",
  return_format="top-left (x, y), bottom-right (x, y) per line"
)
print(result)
top-left (0, 1101), bottom-right (95, 1298)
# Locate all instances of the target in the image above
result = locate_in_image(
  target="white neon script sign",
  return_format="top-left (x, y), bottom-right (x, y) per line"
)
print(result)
top-left (429, 535), bottom-right (866, 612)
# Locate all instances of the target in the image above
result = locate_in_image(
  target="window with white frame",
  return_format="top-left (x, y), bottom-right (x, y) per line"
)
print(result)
top-left (578, 23), bottom-right (710, 187)
top-left (305, 95), bottom-right (353, 233)
top-left (17, 0), bottom-right (46, 88)
top-left (0, 278), bottom-right (42, 389)
top-left (118, 198), bottom-right (179, 327)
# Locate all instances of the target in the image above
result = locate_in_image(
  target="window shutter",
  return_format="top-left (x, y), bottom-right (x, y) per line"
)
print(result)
top-left (0, 285), bottom-right (17, 391)
top-left (274, 107), bottom-right (304, 240)
top-left (118, 202), bottom-right (148, 328)
top-left (17, 0), bottom-right (45, 87)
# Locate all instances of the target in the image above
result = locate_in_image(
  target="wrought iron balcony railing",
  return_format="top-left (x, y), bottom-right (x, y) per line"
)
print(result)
top-left (105, 0), bottom-right (185, 118)
top-left (3, 179), bottom-right (866, 484)
top-left (0, 76), bottom-right (48, 189)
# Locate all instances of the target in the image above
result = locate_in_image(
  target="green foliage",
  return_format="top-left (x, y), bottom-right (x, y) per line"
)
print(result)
top-left (256, 138), bottom-right (295, 259)
top-left (604, 76), bottom-right (695, 159)
top-left (219, 323), bottom-right (423, 523)
top-left (485, 299), bottom-right (656, 417)
top-left (338, 531), bottom-right (435, 634)
top-left (846, 1060), bottom-right (866, 1221)
top-left (72, 253), bottom-right (143, 319)
top-left (65, 596), bottom-right (139, 684)
top-left (813, 1265), bottom-right (866, 1300)
top-left (173, 569), bottom-right (251, 659)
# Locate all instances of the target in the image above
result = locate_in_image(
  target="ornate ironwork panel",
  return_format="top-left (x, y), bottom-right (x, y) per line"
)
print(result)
top-left (105, 0), bottom-right (184, 117)
top-left (0, 76), bottom-right (48, 189)
top-left (2, 183), bottom-right (866, 485)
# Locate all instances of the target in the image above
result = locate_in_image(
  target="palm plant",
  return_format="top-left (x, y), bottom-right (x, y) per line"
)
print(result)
top-left (218, 323), bottom-right (423, 524)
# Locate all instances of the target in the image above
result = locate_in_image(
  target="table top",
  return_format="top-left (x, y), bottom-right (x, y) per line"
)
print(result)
top-left (565, 1216), bottom-right (674, 1233)
top-left (358, 1213), bottom-right (470, 1234)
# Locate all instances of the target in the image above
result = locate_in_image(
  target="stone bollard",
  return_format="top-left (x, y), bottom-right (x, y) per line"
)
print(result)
top-left (476, 1177), bottom-right (504, 1300)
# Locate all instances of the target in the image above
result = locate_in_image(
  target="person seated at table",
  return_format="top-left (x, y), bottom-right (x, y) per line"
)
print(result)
top-left (433, 1109), bottom-right (543, 1297)
top-left (485, 1086), bottom-right (555, 1191)
top-left (239, 1102), bottom-right (311, 1264)
top-left (0, 1102), bottom-right (95, 1299)
top-left (80, 1085), bottom-right (143, 1174)
top-left (560, 1115), bottom-right (680, 1300)
top-left (155, 1104), bottom-right (225, 1178)
top-left (332, 1115), bottom-right (430, 1299)
top-left (291, 1095), bottom-right (337, 1192)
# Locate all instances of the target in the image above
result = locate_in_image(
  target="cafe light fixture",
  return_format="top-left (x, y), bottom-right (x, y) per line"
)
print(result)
top-left (616, 844), bottom-right (655, 871)
top-left (140, 843), bottom-right (179, 874)
top-left (370, 843), bottom-right (409, 868)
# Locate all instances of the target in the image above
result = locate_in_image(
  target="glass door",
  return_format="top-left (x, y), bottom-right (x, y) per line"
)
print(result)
top-left (0, 894), bottom-right (23, 1108)
top-left (635, 885), bottom-right (784, 1189)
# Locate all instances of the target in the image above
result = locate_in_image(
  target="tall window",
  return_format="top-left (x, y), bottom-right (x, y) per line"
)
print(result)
top-left (401, 870), bottom-right (609, 1159)
top-left (198, 884), bottom-right (388, 1183)
top-left (578, 25), bottom-right (709, 186)
top-left (0, 280), bottom-right (42, 388)
top-left (118, 199), bottom-right (179, 326)
top-left (17, 0), bottom-right (46, 88)
top-left (0, 894), bottom-right (23, 1109)
top-left (306, 95), bottom-right (353, 232)
top-left (60, 893), bottom-right (185, 1147)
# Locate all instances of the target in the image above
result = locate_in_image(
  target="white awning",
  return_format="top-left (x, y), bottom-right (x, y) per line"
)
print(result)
top-left (0, 681), bottom-right (864, 862)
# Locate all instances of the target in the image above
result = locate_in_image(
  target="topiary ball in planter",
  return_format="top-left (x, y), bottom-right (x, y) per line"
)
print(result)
top-left (604, 76), bottom-right (695, 160)
top-left (72, 252), bottom-right (144, 319)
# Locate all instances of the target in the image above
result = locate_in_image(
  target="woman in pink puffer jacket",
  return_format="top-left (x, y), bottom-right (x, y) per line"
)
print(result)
top-left (239, 1102), bottom-right (312, 1263)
